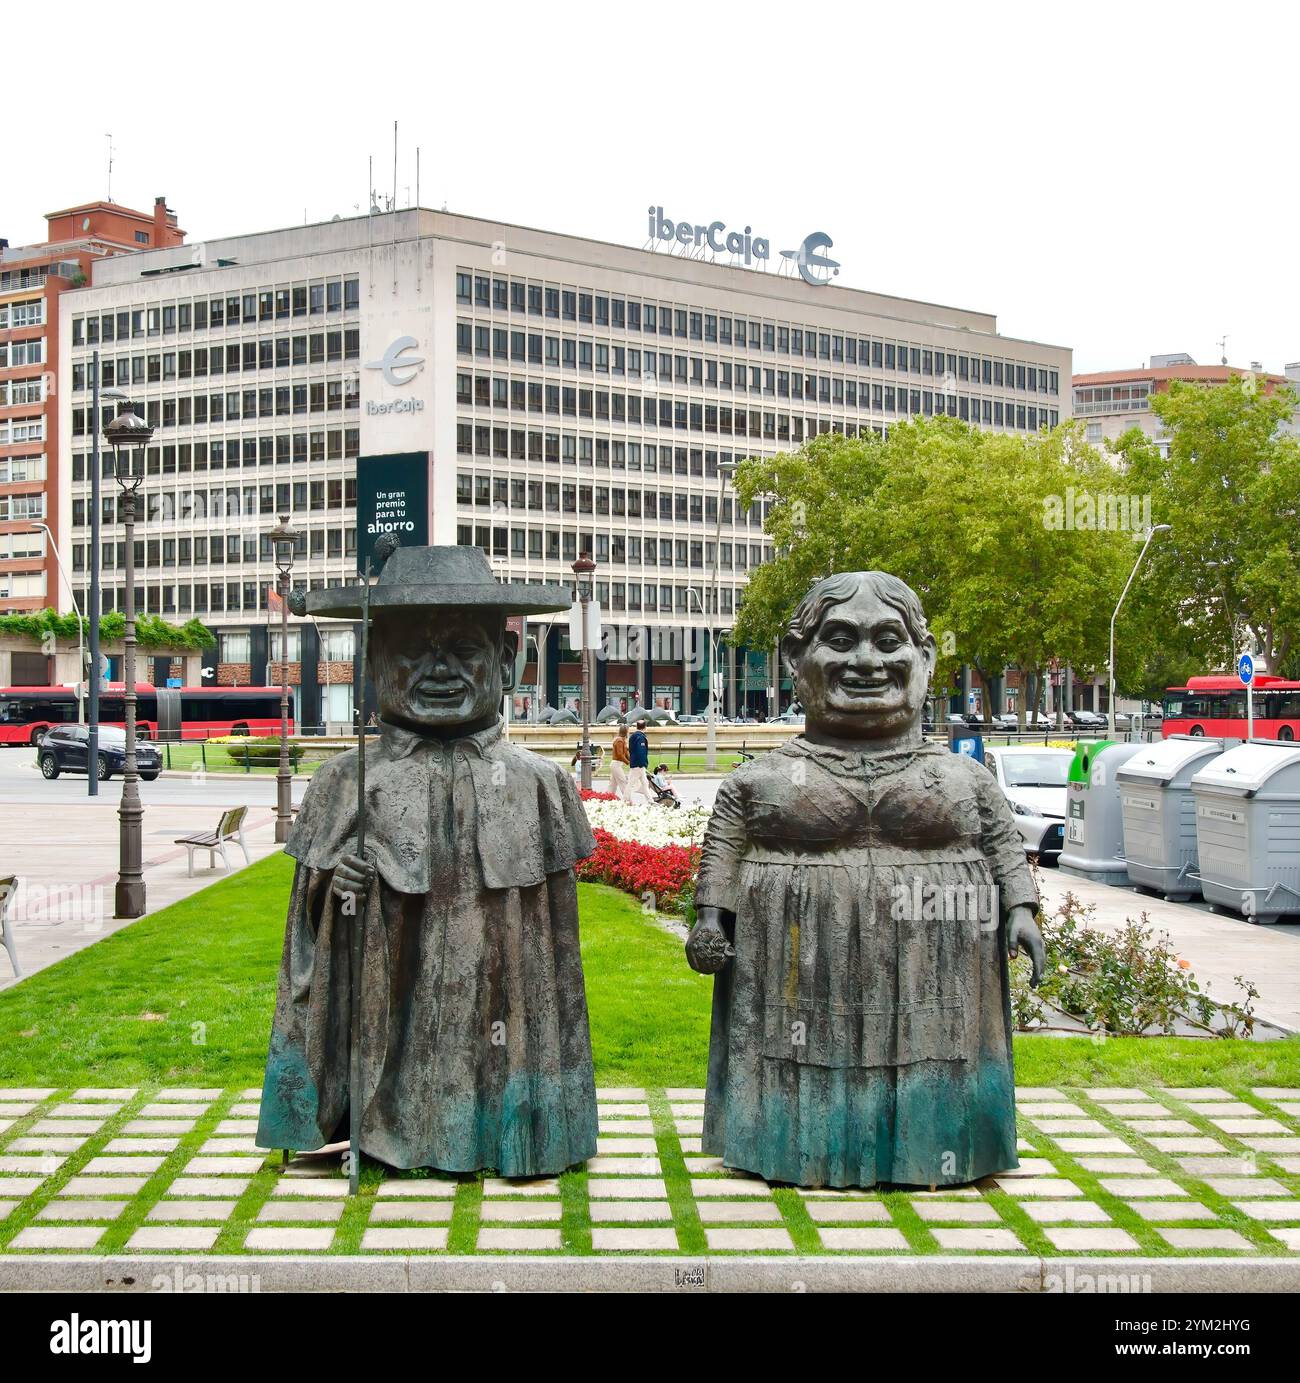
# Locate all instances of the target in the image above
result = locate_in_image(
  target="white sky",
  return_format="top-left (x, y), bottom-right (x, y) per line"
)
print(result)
top-left (8, 0), bottom-right (1297, 375)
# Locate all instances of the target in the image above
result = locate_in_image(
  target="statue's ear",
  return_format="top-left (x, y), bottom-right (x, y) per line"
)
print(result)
top-left (500, 628), bottom-right (519, 694)
top-left (780, 633), bottom-right (802, 679)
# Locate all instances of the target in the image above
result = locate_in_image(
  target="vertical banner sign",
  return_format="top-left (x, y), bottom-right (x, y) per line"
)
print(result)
top-left (356, 452), bottom-right (430, 573)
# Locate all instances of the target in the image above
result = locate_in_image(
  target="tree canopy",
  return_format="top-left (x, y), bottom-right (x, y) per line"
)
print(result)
top-left (1117, 377), bottom-right (1300, 679)
top-left (731, 417), bottom-right (1138, 722)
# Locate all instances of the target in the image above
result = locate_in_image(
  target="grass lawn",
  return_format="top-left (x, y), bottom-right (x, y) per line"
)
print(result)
top-left (0, 853), bottom-right (1296, 1090)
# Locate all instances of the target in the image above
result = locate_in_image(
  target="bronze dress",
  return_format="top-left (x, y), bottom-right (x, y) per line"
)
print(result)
top-left (694, 737), bottom-right (1037, 1187)
top-left (257, 719), bottom-right (598, 1177)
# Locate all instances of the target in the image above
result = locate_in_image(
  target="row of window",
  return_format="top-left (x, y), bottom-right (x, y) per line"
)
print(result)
top-left (0, 493), bottom-right (45, 521)
top-left (70, 526), bottom-right (359, 573)
top-left (455, 472), bottom-right (765, 526)
top-left (0, 337), bottom-right (45, 367)
top-left (70, 379), bottom-right (360, 435)
top-left (70, 331), bottom-right (361, 389)
top-left (0, 531), bottom-right (43, 561)
top-left (0, 455), bottom-right (45, 483)
top-left (0, 418), bottom-right (45, 446)
top-left (69, 279), bottom-right (361, 346)
top-left (456, 521), bottom-right (766, 576)
top-left (453, 394), bottom-right (1058, 463)
top-left (69, 430), bottom-right (361, 488)
top-left (455, 320), bottom-right (1059, 396)
top-left (454, 381), bottom-right (1057, 438)
top-left (454, 270), bottom-right (1061, 393)
top-left (0, 377), bottom-right (46, 407)
top-left (0, 299), bottom-right (44, 329)
top-left (71, 478), bottom-right (359, 530)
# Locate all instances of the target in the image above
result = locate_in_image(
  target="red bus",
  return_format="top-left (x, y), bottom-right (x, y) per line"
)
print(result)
top-left (0, 685), bottom-right (290, 746)
top-left (1162, 675), bottom-right (1300, 741)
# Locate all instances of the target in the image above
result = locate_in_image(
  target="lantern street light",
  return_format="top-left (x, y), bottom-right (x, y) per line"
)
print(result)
top-left (571, 552), bottom-right (597, 791)
top-left (103, 408), bottom-right (155, 919)
top-left (268, 514), bottom-right (301, 843)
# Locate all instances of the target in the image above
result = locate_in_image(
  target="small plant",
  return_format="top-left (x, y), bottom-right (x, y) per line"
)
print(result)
top-left (1012, 890), bottom-right (1257, 1039)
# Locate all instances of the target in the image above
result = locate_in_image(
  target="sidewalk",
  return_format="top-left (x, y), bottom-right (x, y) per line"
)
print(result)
top-left (0, 1083), bottom-right (1296, 1286)
top-left (0, 802), bottom-right (284, 992)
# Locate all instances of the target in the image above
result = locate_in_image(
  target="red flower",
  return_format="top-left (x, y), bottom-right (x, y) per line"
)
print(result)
top-left (576, 827), bottom-right (697, 911)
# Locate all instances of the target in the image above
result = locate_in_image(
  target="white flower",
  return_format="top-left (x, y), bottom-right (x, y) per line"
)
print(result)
top-left (584, 798), bottom-right (711, 847)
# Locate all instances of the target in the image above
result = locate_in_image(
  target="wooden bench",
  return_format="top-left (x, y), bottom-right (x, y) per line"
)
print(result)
top-left (175, 806), bottom-right (252, 877)
top-left (0, 875), bottom-right (19, 978)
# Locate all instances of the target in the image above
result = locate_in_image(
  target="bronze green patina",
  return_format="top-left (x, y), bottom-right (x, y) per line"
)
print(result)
top-left (258, 546), bottom-right (599, 1178)
top-left (687, 571), bottom-right (1047, 1188)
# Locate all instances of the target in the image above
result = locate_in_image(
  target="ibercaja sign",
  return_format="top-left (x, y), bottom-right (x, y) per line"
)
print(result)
top-left (356, 451), bottom-right (430, 573)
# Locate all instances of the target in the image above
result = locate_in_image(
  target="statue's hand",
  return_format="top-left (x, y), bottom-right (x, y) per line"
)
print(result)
top-left (331, 853), bottom-right (375, 912)
top-left (1008, 905), bottom-right (1045, 988)
top-left (686, 907), bottom-right (735, 974)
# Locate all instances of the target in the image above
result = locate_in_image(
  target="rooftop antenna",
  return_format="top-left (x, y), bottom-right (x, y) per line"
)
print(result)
top-left (106, 133), bottom-right (114, 202)
top-left (393, 120), bottom-right (399, 293)
top-left (416, 146), bottom-right (422, 292)
top-left (1217, 334), bottom-right (1229, 366)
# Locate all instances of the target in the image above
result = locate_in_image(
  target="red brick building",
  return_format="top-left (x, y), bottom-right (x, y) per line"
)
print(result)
top-left (0, 197), bottom-right (185, 613)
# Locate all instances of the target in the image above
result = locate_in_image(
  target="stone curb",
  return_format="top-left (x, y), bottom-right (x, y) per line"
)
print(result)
top-left (1, 1255), bottom-right (1297, 1293)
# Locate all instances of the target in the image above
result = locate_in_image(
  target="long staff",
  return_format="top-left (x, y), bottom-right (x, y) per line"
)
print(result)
top-left (348, 534), bottom-right (398, 1195)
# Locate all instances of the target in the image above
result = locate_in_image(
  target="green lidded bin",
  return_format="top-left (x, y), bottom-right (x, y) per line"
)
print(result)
top-left (1067, 739), bottom-right (1116, 784)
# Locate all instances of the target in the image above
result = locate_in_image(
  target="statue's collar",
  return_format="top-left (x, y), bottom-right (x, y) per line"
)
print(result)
top-left (378, 717), bottom-right (504, 761)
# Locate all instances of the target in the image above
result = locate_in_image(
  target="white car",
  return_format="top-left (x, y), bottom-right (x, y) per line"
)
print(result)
top-left (982, 745), bottom-right (1072, 860)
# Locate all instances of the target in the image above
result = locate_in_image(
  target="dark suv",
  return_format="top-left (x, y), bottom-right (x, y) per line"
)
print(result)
top-left (37, 725), bottom-right (162, 782)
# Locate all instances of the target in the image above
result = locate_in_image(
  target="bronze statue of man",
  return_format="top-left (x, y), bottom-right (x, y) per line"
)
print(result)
top-left (686, 571), bottom-right (1044, 1188)
top-left (257, 546), bottom-right (598, 1177)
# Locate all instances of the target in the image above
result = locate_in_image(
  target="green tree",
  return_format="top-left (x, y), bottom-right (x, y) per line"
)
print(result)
top-left (1120, 378), bottom-right (1300, 674)
top-left (733, 418), bottom-right (1135, 725)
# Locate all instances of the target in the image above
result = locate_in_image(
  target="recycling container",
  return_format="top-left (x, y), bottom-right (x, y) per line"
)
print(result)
top-left (1059, 741), bottom-right (1145, 884)
top-left (1116, 736), bottom-right (1234, 900)
top-left (1190, 741), bottom-right (1300, 922)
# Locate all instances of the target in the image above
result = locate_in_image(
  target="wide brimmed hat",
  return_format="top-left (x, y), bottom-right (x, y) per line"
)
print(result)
top-left (305, 545), bottom-right (572, 619)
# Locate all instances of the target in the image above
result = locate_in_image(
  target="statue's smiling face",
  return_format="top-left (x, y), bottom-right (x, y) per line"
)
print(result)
top-left (370, 609), bottom-right (513, 730)
top-left (791, 589), bottom-right (934, 739)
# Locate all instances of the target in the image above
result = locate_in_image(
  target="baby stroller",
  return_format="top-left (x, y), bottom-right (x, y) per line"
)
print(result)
top-left (648, 764), bottom-right (681, 809)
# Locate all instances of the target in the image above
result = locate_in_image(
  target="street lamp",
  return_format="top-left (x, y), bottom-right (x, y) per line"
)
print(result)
top-left (1108, 523), bottom-right (1172, 739)
top-left (705, 460), bottom-right (736, 770)
top-left (268, 514), bottom-right (300, 844)
top-left (26, 522), bottom-right (84, 725)
top-left (571, 552), bottom-right (597, 791)
top-left (104, 407), bottom-right (155, 919)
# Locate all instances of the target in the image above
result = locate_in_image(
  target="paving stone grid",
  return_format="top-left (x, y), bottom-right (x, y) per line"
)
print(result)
top-left (1, 1086), bottom-right (1298, 1256)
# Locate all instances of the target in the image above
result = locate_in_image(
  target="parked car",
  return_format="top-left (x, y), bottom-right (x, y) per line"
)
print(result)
top-left (677, 714), bottom-right (706, 725)
top-left (982, 745), bottom-right (1072, 861)
top-left (37, 724), bottom-right (162, 782)
top-left (1066, 709), bottom-right (1106, 729)
top-left (994, 711), bottom-right (1052, 729)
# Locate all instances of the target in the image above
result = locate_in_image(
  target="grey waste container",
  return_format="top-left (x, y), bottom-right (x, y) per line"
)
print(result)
top-left (1191, 741), bottom-right (1300, 922)
top-left (1059, 741), bottom-right (1145, 884)
top-left (1117, 736), bottom-right (1234, 900)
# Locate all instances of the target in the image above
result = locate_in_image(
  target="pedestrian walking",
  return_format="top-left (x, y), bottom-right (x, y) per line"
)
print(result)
top-left (609, 725), bottom-right (632, 801)
top-left (628, 718), bottom-right (652, 803)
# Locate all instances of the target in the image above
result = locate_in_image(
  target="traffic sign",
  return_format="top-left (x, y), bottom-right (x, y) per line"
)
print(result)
top-left (1238, 652), bottom-right (1254, 685)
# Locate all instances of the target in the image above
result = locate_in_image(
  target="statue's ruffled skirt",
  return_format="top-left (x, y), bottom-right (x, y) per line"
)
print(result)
top-left (702, 856), bottom-right (1019, 1188)
top-left (258, 864), bottom-right (598, 1178)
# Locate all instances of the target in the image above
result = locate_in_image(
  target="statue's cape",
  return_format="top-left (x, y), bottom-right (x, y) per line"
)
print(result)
top-left (284, 718), bottom-right (596, 892)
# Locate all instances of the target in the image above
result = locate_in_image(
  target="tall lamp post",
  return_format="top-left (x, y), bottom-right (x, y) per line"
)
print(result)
top-left (705, 459), bottom-right (736, 770)
top-left (571, 553), bottom-right (596, 791)
top-left (104, 409), bottom-right (155, 919)
top-left (1108, 523), bottom-right (1171, 739)
top-left (268, 514), bottom-right (300, 843)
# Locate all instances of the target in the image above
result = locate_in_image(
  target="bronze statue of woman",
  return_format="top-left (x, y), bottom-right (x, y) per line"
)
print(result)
top-left (686, 571), bottom-right (1044, 1188)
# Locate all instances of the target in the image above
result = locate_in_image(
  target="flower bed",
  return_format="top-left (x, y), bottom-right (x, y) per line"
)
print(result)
top-left (576, 829), bottom-right (698, 914)
top-left (578, 796), bottom-right (709, 913)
